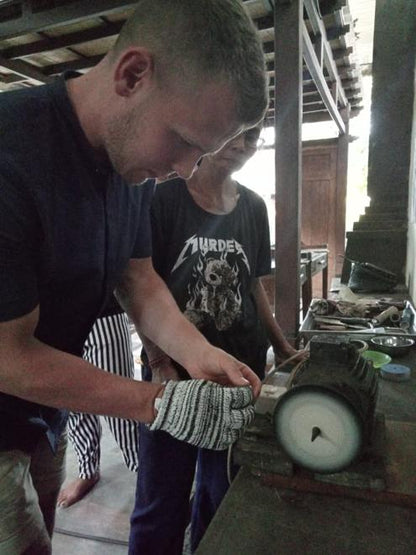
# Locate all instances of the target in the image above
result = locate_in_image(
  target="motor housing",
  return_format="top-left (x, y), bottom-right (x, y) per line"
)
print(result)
top-left (273, 335), bottom-right (379, 473)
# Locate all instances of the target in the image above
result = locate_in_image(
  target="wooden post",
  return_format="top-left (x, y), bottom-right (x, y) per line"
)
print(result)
top-left (335, 107), bottom-right (350, 278)
top-left (274, 0), bottom-right (303, 343)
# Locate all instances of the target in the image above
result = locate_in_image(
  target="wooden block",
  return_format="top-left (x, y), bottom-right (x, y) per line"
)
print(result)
top-left (260, 471), bottom-right (416, 509)
top-left (254, 383), bottom-right (287, 416)
top-left (256, 417), bottom-right (416, 509)
top-left (233, 414), bottom-right (293, 476)
top-left (233, 438), bottom-right (293, 477)
top-left (236, 412), bottom-right (388, 491)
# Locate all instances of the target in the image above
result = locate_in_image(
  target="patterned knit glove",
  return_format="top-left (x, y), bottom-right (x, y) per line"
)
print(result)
top-left (150, 380), bottom-right (254, 450)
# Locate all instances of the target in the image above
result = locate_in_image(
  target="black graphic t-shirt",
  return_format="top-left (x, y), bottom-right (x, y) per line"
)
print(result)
top-left (151, 178), bottom-right (271, 377)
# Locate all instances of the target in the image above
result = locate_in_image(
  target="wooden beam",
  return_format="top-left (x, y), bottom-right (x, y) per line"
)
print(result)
top-left (302, 82), bottom-right (319, 94)
top-left (303, 111), bottom-right (333, 124)
top-left (262, 40), bottom-right (274, 54)
top-left (243, 0), bottom-right (273, 19)
top-left (302, 22), bottom-right (345, 134)
top-left (274, 0), bottom-right (303, 345)
top-left (0, 20), bottom-right (124, 59)
top-left (303, 0), bottom-right (348, 107)
top-left (42, 55), bottom-right (103, 76)
top-left (0, 0), bottom-right (137, 40)
top-left (338, 67), bottom-right (359, 80)
top-left (0, 53), bottom-right (51, 84)
top-left (0, 72), bottom-right (23, 84)
top-left (342, 77), bottom-right (360, 87)
top-left (303, 99), bottom-right (325, 109)
top-left (332, 46), bottom-right (353, 60)
top-left (319, 1), bottom-right (347, 16)
top-left (302, 105), bottom-right (329, 114)
top-left (326, 23), bottom-right (350, 41)
top-left (254, 13), bottom-right (274, 30)
top-left (271, 88), bottom-right (334, 106)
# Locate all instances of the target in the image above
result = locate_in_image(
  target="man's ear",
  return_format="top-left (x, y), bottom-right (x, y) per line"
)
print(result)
top-left (114, 47), bottom-right (154, 97)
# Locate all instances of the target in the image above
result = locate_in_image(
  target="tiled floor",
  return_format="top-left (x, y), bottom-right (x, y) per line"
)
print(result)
top-left (52, 417), bottom-right (136, 554)
top-left (53, 413), bottom-right (192, 555)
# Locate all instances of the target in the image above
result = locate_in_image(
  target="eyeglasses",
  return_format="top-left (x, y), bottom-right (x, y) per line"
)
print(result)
top-left (244, 129), bottom-right (265, 150)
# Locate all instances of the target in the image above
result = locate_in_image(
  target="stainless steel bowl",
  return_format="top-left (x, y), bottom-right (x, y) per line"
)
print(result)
top-left (370, 335), bottom-right (415, 357)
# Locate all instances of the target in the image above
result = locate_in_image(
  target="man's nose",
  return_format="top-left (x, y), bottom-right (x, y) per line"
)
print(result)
top-left (172, 153), bottom-right (203, 180)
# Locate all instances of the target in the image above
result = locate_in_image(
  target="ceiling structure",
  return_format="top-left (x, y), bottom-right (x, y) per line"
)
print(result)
top-left (348, 0), bottom-right (375, 74)
top-left (0, 0), bottom-right (370, 131)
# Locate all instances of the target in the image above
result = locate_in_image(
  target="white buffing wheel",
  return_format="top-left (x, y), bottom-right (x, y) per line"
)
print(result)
top-left (274, 387), bottom-right (363, 473)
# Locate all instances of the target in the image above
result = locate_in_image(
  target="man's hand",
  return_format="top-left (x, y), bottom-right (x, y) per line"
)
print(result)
top-left (185, 345), bottom-right (261, 398)
top-left (150, 380), bottom-right (254, 450)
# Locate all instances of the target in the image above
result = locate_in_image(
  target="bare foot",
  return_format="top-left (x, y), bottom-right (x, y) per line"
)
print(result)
top-left (57, 474), bottom-right (100, 508)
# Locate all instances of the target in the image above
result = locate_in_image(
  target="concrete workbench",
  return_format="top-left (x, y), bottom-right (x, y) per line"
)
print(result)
top-left (196, 349), bottom-right (416, 555)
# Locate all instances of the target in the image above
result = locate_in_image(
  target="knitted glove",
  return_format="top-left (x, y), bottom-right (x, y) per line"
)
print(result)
top-left (150, 380), bottom-right (254, 450)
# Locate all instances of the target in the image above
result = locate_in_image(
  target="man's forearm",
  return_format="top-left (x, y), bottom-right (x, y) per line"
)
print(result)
top-left (116, 258), bottom-right (211, 370)
top-left (117, 258), bottom-right (261, 394)
top-left (0, 331), bottom-right (161, 423)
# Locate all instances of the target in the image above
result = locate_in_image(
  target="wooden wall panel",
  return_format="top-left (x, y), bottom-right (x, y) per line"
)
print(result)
top-left (301, 141), bottom-right (343, 294)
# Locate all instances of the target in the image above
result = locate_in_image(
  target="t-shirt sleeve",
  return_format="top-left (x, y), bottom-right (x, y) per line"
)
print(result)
top-left (254, 196), bottom-right (272, 278)
top-left (0, 167), bottom-right (40, 321)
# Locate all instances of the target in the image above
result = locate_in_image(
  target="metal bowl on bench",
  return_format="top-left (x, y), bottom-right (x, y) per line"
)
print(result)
top-left (370, 335), bottom-right (415, 357)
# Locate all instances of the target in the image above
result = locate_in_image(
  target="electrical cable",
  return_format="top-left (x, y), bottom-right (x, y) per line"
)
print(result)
top-left (267, 345), bottom-right (310, 378)
top-left (267, 342), bottom-right (311, 391)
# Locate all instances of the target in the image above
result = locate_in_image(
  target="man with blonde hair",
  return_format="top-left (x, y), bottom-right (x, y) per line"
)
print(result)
top-left (0, 1), bottom-right (267, 552)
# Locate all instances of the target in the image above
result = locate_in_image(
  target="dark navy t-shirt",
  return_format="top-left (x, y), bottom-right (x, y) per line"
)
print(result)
top-left (0, 74), bottom-right (152, 451)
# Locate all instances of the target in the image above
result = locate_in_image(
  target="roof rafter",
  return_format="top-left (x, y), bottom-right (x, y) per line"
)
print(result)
top-left (0, 0), bottom-right (136, 40)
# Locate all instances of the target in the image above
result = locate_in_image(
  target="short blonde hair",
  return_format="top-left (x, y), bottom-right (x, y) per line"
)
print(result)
top-left (111, 0), bottom-right (268, 126)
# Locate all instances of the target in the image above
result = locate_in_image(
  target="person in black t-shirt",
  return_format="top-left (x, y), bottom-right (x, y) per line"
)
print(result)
top-left (0, 2), bottom-right (268, 552)
top-left (130, 127), bottom-right (306, 554)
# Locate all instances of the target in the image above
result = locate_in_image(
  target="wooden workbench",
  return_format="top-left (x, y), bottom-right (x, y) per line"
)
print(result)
top-left (196, 350), bottom-right (416, 555)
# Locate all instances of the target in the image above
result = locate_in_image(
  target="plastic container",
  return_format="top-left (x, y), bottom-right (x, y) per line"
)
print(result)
top-left (361, 350), bottom-right (391, 368)
top-left (380, 364), bottom-right (411, 382)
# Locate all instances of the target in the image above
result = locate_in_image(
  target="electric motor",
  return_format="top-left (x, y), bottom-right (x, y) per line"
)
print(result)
top-left (273, 335), bottom-right (379, 473)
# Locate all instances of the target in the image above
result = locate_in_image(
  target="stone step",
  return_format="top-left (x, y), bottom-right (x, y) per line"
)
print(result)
top-left (367, 193), bottom-right (408, 206)
top-left (358, 213), bottom-right (407, 222)
top-left (364, 205), bottom-right (407, 216)
top-left (355, 215), bottom-right (407, 229)
top-left (364, 210), bottom-right (407, 220)
top-left (345, 229), bottom-right (406, 239)
top-left (353, 220), bottom-right (407, 231)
